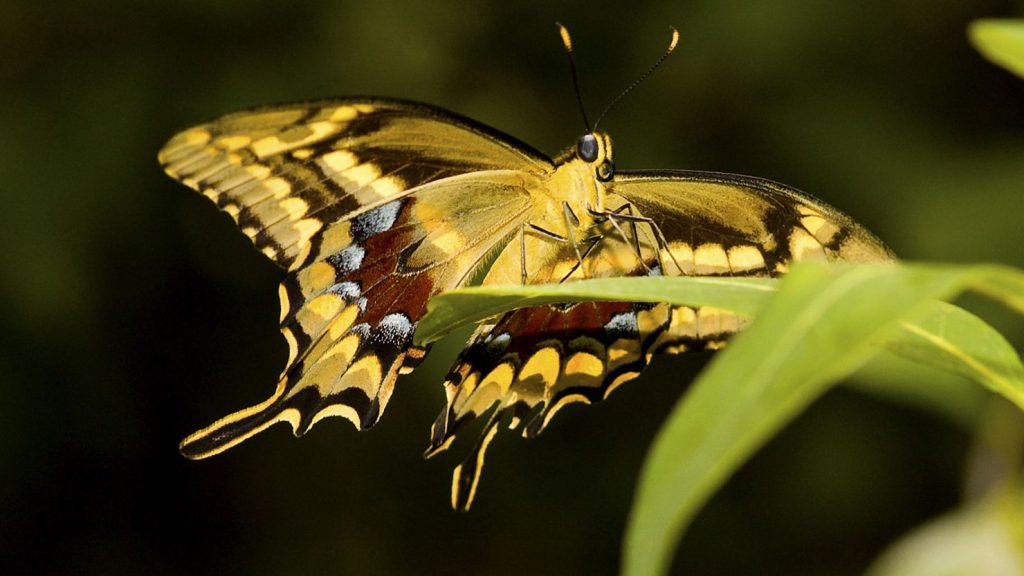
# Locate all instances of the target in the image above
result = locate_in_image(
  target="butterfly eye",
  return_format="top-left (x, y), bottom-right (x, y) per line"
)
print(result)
top-left (577, 134), bottom-right (599, 162)
top-left (596, 160), bottom-right (614, 181)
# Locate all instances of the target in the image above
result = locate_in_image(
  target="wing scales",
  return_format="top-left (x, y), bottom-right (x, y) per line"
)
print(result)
top-left (159, 99), bottom-right (551, 270)
top-left (430, 170), bottom-right (894, 509)
top-left (177, 161), bottom-right (536, 458)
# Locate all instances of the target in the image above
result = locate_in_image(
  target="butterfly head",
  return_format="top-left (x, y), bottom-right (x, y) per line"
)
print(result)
top-left (577, 132), bottom-right (615, 182)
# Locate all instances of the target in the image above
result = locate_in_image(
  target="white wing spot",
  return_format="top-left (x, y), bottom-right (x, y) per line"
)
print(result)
top-left (329, 281), bottom-right (362, 301)
top-left (352, 200), bottom-right (402, 241)
top-left (373, 313), bottom-right (414, 346)
top-left (604, 312), bottom-right (638, 336)
top-left (486, 332), bottom-right (512, 355)
top-left (329, 245), bottom-right (365, 274)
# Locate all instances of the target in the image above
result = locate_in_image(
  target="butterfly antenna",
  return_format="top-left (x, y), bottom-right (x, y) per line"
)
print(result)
top-left (557, 22), bottom-right (592, 134)
top-left (593, 26), bottom-right (679, 130)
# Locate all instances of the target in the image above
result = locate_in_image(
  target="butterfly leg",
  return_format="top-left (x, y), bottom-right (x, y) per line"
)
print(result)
top-left (525, 221), bottom-right (602, 282)
top-left (561, 201), bottom-right (586, 268)
top-left (528, 202), bottom-right (586, 271)
top-left (619, 204), bottom-right (646, 267)
top-left (519, 223), bottom-right (527, 285)
top-left (588, 205), bottom-right (630, 248)
top-left (603, 209), bottom-right (684, 275)
top-left (527, 222), bottom-right (568, 242)
top-left (588, 204), bottom-right (656, 273)
top-left (557, 234), bottom-right (603, 283)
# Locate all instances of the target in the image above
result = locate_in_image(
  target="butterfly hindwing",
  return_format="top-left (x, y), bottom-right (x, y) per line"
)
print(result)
top-left (429, 298), bottom-right (759, 510)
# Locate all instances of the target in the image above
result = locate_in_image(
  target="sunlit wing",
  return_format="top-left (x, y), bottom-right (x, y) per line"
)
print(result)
top-left (610, 170), bottom-right (894, 268)
top-left (160, 99), bottom-right (548, 458)
top-left (428, 170), bottom-right (894, 510)
top-left (158, 98), bottom-right (550, 270)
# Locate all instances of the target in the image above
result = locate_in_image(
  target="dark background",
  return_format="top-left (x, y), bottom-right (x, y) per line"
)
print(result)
top-left (3, 1), bottom-right (1023, 574)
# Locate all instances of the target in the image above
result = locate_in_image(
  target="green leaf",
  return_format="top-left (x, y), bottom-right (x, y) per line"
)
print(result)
top-left (414, 275), bottom-right (776, 345)
top-left (969, 19), bottom-right (1024, 78)
top-left (849, 301), bottom-right (1024, 431)
top-left (889, 301), bottom-right (1024, 411)
top-left (621, 263), bottom-right (1024, 576)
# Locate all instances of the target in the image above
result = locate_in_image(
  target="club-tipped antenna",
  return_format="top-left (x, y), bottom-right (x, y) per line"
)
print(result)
top-left (593, 26), bottom-right (679, 130)
top-left (557, 22), bottom-right (592, 134)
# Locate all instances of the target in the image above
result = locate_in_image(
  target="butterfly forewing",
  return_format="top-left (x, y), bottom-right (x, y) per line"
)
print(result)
top-left (159, 99), bottom-right (550, 270)
top-left (610, 171), bottom-right (894, 268)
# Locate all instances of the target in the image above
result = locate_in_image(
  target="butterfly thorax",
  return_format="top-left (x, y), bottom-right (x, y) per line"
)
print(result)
top-left (475, 131), bottom-right (653, 287)
top-left (536, 131), bottom-right (616, 232)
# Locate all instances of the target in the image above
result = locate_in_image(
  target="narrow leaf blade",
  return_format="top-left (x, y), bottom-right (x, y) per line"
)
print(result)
top-left (889, 301), bottom-right (1024, 411)
top-left (415, 276), bottom-right (776, 345)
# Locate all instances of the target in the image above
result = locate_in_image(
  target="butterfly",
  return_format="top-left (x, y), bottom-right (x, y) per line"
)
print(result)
top-left (159, 25), bottom-right (894, 510)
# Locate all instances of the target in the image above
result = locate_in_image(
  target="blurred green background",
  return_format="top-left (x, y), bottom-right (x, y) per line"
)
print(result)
top-left (2, 1), bottom-right (1023, 574)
